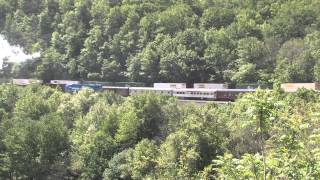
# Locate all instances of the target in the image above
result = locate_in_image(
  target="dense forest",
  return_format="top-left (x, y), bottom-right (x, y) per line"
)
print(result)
top-left (1, 0), bottom-right (320, 85)
top-left (2, 0), bottom-right (320, 179)
top-left (1, 85), bottom-right (320, 179)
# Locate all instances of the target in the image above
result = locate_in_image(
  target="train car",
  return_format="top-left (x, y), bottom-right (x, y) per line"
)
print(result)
top-left (102, 86), bottom-right (129, 96)
top-left (173, 88), bottom-right (217, 100)
top-left (129, 87), bottom-right (173, 96)
top-left (281, 83), bottom-right (320, 92)
top-left (215, 89), bottom-right (256, 101)
top-left (65, 84), bottom-right (102, 93)
top-left (154, 83), bottom-right (186, 89)
top-left (194, 83), bottom-right (228, 89)
top-left (12, 79), bottom-right (43, 86)
top-left (50, 80), bottom-right (80, 85)
top-left (115, 82), bottom-right (146, 87)
top-left (0, 78), bottom-right (10, 84)
top-left (49, 80), bottom-right (81, 89)
top-left (83, 81), bottom-right (146, 87)
top-left (65, 84), bottom-right (82, 93)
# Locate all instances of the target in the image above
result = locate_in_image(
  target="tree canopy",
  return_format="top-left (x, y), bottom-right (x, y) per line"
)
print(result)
top-left (0, 85), bottom-right (320, 179)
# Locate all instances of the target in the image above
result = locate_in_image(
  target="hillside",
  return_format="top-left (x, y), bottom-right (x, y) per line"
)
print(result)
top-left (1, 0), bottom-right (320, 85)
top-left (1, 85), bottom-right (320, 179)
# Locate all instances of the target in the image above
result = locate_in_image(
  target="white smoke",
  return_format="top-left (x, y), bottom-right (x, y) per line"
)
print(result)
top-left (0, 35), bottom-right (40, 69)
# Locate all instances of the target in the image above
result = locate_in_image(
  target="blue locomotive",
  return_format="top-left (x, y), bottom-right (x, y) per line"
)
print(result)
top-left (64, 84), bottom-right (102, 93)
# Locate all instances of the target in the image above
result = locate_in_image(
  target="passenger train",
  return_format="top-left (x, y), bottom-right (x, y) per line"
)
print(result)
top-left (102, 86), bottom-right (256, 101)
top-left (10, 79), bottom-right (256, 101)
top-left (11, 79), bottom-right (320, 101)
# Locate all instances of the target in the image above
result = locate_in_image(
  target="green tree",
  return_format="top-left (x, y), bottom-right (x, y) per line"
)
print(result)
top-left (14, 92), bottom-right (50, 121)
top-left (131, 139), bottom-right (158, 179)
top-left (2, 113), bottom-right (69, 179)
top-left (232, 37), bottom-right (269, 84)
top-left (275, 38), bottom-right (314, 82)
top-left (201, 7), bottom-right (235, 29)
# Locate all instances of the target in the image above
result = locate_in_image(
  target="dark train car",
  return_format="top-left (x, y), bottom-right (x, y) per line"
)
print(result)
top-left (115, 82), bottom-right (146, 87)
top-left (215, 89), bottom-right (256, 101)
top-left (102, 86), bottom-right (129, 96)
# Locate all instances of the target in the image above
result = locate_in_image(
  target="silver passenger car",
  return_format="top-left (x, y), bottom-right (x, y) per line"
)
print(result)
top-left (129, 87), bottom-right (173, 96)
top-left (173, 88), bottom-right (217, 100)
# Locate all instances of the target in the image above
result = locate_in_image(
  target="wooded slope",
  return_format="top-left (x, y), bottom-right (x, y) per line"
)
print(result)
top-left (1, 0), bottom-right (320, 85)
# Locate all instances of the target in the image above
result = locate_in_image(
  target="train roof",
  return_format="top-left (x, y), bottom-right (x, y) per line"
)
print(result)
top-left (129, 87), bottom-right (173, 90)
top-left (173, 88), bottom-right (217, 92)
top-left (193, 83), bottom-right (226, 85)
top-left (154, 83), bottom-right (186, 85)
top-left (102, 86), bottom-right (257, 92)
top-left (102, 86), bottom-right (129, 89)
top-left (215, 89), bottom-right (256, 92)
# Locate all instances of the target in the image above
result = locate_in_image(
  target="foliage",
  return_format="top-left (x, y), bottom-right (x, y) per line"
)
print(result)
top-left (1, 85), bottom-right (320, 178)
top-left (2, 0), bottom-right (320, 84)
top-left (1, 1), bottom-right (320, 177)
